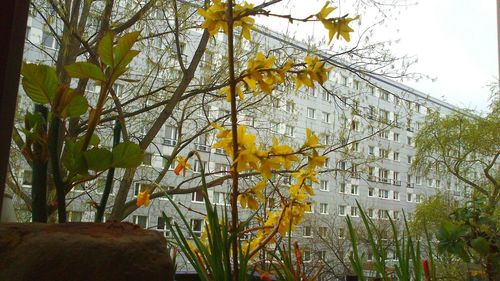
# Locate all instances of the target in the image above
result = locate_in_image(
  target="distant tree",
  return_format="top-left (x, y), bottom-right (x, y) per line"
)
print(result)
top-left (413, 102), bottom-right (500, 281)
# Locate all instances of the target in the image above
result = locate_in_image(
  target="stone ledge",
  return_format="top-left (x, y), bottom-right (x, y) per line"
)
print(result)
top-left (0, 222), bottom-right (174, 281)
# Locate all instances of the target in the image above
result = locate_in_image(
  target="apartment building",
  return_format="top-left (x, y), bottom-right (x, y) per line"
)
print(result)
top-left (11, 2), bottom-right (468, 276)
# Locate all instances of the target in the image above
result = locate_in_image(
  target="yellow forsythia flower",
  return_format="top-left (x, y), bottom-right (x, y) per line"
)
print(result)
top-left (316, 2), bottom-right (358, 42)
top-left (136, 191), bottom-right (151, 207)
top-left (174, 156), bottom-right (192, 176)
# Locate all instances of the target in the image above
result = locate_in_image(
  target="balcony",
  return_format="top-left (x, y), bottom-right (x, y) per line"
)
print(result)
top-left (378, 177), bottom-right (389, 184)
top-left (393, 180), bottom-right (402, 186)
top-left (163, 138), bottom-right (177, 146)
top-left (351, 172), bottom-right (361, 179)
top-left (195, 144), bottom-right (210, 152)
top-left (368, 175), bottom-right (378, 182)
top-left (406, 183), bottom-right (415, 188)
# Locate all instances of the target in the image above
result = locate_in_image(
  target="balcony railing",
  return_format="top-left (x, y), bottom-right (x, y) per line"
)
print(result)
top-left (163, 138), bottom-right (177, 146)
top-left (378, 177), bottom-right (389, 184)
top-left (406, 183), bottom-right (415, 188)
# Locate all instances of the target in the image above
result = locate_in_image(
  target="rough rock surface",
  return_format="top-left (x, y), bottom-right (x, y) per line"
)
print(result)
top-left (0, 222), bottom-right (174, 281)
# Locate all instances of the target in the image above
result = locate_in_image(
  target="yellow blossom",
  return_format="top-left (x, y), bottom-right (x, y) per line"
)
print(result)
top-left (304, 128), bottom-right (319, 148)
top-left (136, 191), bottom-right (151, 207)
top-left (174, 156), bottom-right (192, 176)
top-left (220, 84), bottom-right (244, 102)
top-left (308, 150), bottom-right (326, 169)
top-left (316, 2), bottom-right (358, 43)
top-left (198, 0), bottom-right (255, 40)
top-left (295, 56), bottom-right (332, 90)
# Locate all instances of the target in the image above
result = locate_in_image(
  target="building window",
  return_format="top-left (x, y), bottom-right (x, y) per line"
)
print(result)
top-left (270, 122), bottom-right (280, 133)
top-left (321, 157), bottom-right (328, 168)
top-left (339, 183), bottom-right (346, 193)
top-left (379, 149), bottom-right (389, 159)
top-left (68, 211), bottom-right (83, 222)
top-left (320, 180), bottom-right (329, 191)
top-left (303, 250), bottom-right (312, 262)
top-left (213, 191), bottom-right (229, 205)
top-left (339, 205), bottom-right (346, 216)
top-left (393, 211), bottom-right (400, 220)
top-left (341, 75), bottom-right (348, 86)
top-left (368, 146), bottom-right (375, 155)
top-left (322, 91), bottom-right (331, 101)
top-left (285, 101), bottom-right (294, 113)
top-left (142, 153), bottom-right (152, 166)
top-left (353, 79), bottom-right (360, 90)
top-left (393, 95), bottom-right (400, 105)
top-left (393, 172), bottom-right (400, 185)
top-left (285, 125), bottom-right (294, 137)
top-left (133, 215), bottom-right (148, 229)
top-left (304, 202), bottom-right (314, 213)
top-left (22, 170), bottom-right (33, 186)
top-left (338, 227), bottom-right (345, 239)
top-left (191, 190), bottom-right (204, 202)
top-left (407, 155), bottom-right (413, 164)
top-left (319, 203), bottom-right (328, 214)
top-left (193, 160), bottom-right (206, 173)
top-left (350, 206), bottom-right (359, 217)
top-left (379, 189), bottom-right (389, 199)
top-left (379, 169), bottom-right (389, 182)
top-left (380, 90), bottom-right (390, 101)
top-left (351, 120), bottom-right (360, 131)
top-left (350, 184), bottom-right (358, 195)
top-left (214, 163), bottom-right (230, 176)
top-left (42, 30), bottom-right (57, 49)
top-left (407, 193), bottom-right (413, 202)
top-left (407, 136), bottom-right (413, 146)
top-left (416, 176), bottom-right (422, 185)
top-left (307, 107), bottom-right (316, 119)
top-left (303, 226), bottom-right (312, 237)
top-left (323, 134), bottom-right (331, 145)
top-left (351, 142), bottom-right (359, 152)
top-left (318, 250), bottom-right (327, 261)
top-left (318, 226), bottom-right (327, 237)
top-left (368, 85), bottom-right (375, 95)
top-left (191, 219), bottom-right (203, 237)
top-left (156, 216), bottom-right (171, 237)
top-left (393, 191), bottom-right (400, 200)
top-left (379, 109), bottom-right (389, 123)
top-left (393, 152), bottom-right (400, 161)
top-left (368, 187), bottom-right (374, 197)
top-left (436, 180), bottom-right (441, 188)
top-left (322, 112), bottom-right (331, 123)
top-left (427, 178), bottom-right (434, 187)
top-left (378, 210), bottom-right (389, 220)
top-left (134, 183), bottom-right (148, 196)
top-left (368, 208), bottom-right (375, 218)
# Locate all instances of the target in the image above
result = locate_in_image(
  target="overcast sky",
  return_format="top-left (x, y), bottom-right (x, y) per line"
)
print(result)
top-left (255, 0), bottom-right (498, 113)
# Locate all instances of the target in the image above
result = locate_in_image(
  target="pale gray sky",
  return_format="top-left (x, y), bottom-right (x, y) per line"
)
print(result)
top-left (255, 0), bottom-right (498, 113)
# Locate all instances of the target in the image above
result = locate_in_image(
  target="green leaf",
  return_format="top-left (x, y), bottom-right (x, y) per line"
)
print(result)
top-left (65, 62), bottom-right (105, 81)
top-left (62, 139), bottom-right (88, 175)
top-left (470, 237), bottom-right (490, 256)
top-left (112, 141), bottom-right (143, 168)
top-left (21, 63), bottom-right (58, 104)
top-left (84, 148), bottom-right (113, 171)
top-left (98, 31), bottom-right (114, 67)
top-left (89, 134), bottom-right (100, 146)
top-left (114, 31), bottom-right (140, 68)
top-left (63, 94), bottom-right (88, 118)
